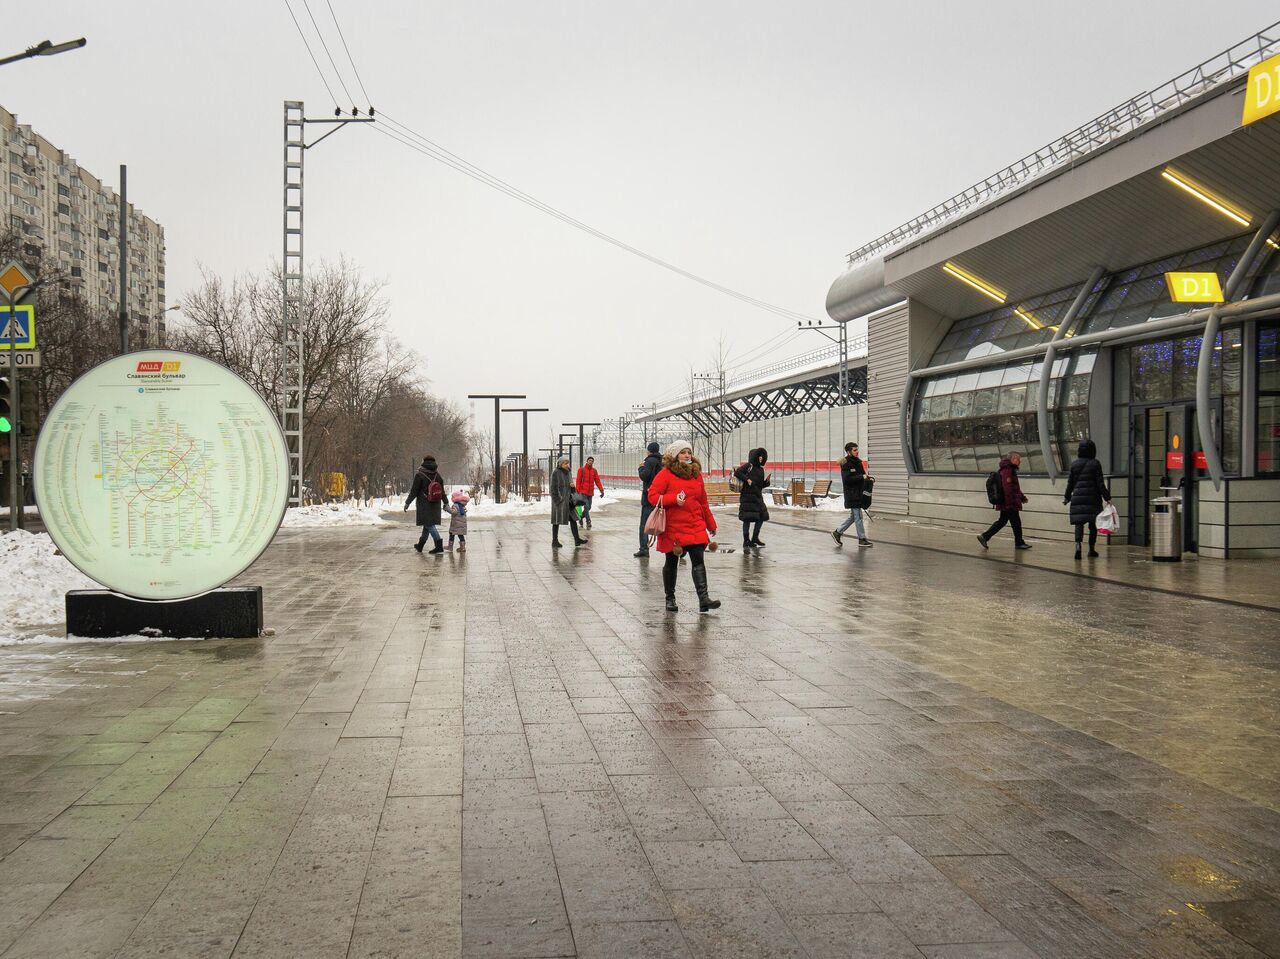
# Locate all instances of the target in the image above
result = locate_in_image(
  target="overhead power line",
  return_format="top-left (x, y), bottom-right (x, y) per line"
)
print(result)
top-left (372, 113), bottom-right (822, 323)
top-left (298, 0), bottom-right (355, 107)
top-left (324, 0), bottom-right (373, 107)
top-left (282, 0), bottom-right (338, 108)
top-left (280, 0), bottom-right (824, 325)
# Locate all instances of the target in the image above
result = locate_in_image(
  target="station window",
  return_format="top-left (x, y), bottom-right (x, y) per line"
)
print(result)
top-left (1259, 324), bottom-right (1280, 475)
top-left (1112, 328), bottom-right (1242, 474)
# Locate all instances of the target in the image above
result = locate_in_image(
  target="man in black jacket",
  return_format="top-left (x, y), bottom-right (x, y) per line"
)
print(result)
top-left (635, 441), bottom-right (662, 558)
top-left (832, 442), bottom-right (873, 547)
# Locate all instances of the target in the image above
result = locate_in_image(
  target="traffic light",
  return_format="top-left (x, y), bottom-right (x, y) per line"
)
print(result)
top-left (0, 374), bottom-right (11, 434)
top-left (19, 377), bottom-right (37, 434)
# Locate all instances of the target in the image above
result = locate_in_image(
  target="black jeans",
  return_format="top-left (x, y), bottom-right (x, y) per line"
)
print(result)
top-left (1074, 521), bottom-right (1098, 548)
top-left (741, 520), bottom-right (763, 544)
top-left (982, 509), bottom-right (1025, 545)
top-left (639, 497), bottom-right (654, 550)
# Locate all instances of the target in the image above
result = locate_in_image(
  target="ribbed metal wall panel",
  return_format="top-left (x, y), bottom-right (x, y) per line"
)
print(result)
top-left (867, 302), bottom-right (911, 514)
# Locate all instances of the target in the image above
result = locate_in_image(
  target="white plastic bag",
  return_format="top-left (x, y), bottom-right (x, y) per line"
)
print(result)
top-left (1096, 502), bottom-right (1119, 535)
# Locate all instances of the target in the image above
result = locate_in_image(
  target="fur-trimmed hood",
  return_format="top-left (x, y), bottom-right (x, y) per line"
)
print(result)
top-left (663, 455), bottom-right (702, 479)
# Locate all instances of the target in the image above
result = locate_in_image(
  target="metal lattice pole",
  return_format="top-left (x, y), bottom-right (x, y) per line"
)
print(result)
top-left (282, 101), bottom-right (306, 507)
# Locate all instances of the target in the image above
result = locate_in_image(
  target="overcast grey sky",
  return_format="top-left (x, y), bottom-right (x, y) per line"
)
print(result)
top-left (9, 1), bottom-right (1279, 449)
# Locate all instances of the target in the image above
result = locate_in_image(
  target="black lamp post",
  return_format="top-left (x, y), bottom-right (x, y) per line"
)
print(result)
top-left (468, 393), bottom-right (525, 503)
top-left (500, 406), bottom-right (548, 502)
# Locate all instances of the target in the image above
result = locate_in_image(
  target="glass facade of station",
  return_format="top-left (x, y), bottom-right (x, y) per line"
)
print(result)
top-left (913, 234), bottom-right (1280, 477)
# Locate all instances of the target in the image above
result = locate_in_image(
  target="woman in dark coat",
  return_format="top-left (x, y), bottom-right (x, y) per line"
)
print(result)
top-left (550, 456), bottom-right (587, 549)
top-left (404, 455), bottom-right (445, 553)
top-left (733, 448), bottom-right (770, 552)
top-left (1063, 439), bottom-right (1110, 560)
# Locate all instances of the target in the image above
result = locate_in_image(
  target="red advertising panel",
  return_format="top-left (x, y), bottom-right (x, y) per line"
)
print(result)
top-left (1166, 451), bottom-right (1184, 470)
top-left (1193, 450), bottom-right (1208, 469)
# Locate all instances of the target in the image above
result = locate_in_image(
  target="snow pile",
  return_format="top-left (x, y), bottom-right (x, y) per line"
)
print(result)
top-left (763, 491), bottom-right (847, 512)
top-left (281, 498), bottom-right (398, 528)
top-left (0, 530), bottom-right (97, 642)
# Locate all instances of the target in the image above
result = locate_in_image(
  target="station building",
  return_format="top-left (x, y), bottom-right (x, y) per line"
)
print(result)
top-left (826, 24), bottom-right (1280, 558)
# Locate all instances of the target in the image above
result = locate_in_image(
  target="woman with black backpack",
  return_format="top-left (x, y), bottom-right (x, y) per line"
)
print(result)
top-left (405, 455), bottom-right (446, 554)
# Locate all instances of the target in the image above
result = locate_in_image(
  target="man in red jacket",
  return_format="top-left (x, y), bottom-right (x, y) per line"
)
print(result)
top-left (575, 456), bottom-right (605, 529)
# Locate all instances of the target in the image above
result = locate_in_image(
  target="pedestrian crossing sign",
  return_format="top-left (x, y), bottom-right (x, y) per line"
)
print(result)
top-left (0, 304), bottom-right (35, 349)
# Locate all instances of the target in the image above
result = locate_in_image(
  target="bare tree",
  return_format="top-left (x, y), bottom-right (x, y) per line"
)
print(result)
top-left (172, 258), bottom-right (476, 502)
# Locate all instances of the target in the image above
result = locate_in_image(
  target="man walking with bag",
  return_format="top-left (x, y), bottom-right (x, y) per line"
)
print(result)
top-left (978, 451), bottom-right (1031, 551)
top-left (832, 442), bottom-right (873, 547)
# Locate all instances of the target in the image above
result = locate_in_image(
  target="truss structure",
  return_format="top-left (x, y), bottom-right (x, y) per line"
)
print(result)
top-left (668, 366), bottom-right (867, 436)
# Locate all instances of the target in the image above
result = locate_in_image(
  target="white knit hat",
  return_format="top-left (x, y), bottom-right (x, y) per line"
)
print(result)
top-left (665, 440), bottom-right (692, 460)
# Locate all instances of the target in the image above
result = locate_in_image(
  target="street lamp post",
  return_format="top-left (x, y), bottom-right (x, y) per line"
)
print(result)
top-left (5, 277), bottom-right (45, 532)
top-left (564, 421), bottom-right (601, 471)
top-left (144, 304), bottom-right (180, 348)
top-left (557, 433), bottom-right (580, 473)
top-left (500, 406), bottom-right (548, 502)
top-left (536, 447), bottom-right (557, 499)
top-left (468, 393), bottom-right (525, 504)
top-left (0, 38), bottom-right (86, 68)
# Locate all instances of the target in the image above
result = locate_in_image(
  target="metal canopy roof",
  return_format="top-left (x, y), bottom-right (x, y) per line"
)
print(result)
top-left (826, 23), bottom-right (1280, 325)
top-left (885, 90), bottom-right (1280, 318)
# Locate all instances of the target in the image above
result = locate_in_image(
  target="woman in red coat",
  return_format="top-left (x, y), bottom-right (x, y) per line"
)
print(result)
top-left (646, 440), bottom-right (720, 613)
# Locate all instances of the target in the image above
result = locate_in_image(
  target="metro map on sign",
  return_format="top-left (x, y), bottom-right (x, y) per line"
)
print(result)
top-left (34, 350), bottom-right (290, 600)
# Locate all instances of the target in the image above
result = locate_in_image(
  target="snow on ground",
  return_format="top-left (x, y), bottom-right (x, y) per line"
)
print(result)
top-left (763, 492), bottom-right (847, 512)
top-left (280, 497), bottom-right (399, 528)
top-left (0, 530), bottom-right (97, 644)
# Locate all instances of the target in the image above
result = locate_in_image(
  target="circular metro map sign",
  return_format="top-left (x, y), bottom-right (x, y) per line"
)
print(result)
top-left (34, 350), bottom-right (290, 600)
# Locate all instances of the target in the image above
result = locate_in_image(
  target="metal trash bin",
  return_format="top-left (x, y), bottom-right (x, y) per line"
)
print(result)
top-left (1151, 496), bottom-right (1182, 562)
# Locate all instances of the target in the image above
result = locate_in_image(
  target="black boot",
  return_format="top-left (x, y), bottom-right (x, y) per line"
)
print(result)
top-left (692, 566), bottom-right (720, 612)
top-left (662, 562), bottom-right (678, 612)
top-left (1074, 544), bottom-right (1082, 561)
top-left (428, 541), bottom-right (444, 554)
top-left (552, 524), bottom-right (562, 548)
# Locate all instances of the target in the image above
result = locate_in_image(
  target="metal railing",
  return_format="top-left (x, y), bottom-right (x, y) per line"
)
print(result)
top-left (724, 334), bottom-right (867, 391)
top-left (845, 20), bottom-right (1280, 267)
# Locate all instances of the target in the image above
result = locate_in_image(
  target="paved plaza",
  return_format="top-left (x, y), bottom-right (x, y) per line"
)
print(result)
top-left (1, 506), bottom-right (1279, 958)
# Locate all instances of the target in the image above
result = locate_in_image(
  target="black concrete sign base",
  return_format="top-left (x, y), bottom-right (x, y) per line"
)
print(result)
top-left (66, 587), bottom-right (263, 639)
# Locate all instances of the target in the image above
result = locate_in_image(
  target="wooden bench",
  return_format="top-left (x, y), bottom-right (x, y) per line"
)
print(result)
top-left (770, 490), bottom-right (789, 506)
top-left (792, 479), bottom-right (834, 508)
top-left (704, 481), bottom-right (735, 505)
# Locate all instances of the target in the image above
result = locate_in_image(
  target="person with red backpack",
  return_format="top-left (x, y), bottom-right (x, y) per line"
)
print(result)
top-left (404, 455), bottom-right (447, 554)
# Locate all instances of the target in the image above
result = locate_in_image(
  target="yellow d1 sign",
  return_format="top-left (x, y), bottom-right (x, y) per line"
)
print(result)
top-left (1243, 51), bottom-right (1280, 126)
top-left (1166, 272), bottom-right (1224, 303)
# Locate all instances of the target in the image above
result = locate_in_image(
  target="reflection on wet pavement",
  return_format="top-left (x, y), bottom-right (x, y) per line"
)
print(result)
top-left (0, 508), bottom-right (1276, 958)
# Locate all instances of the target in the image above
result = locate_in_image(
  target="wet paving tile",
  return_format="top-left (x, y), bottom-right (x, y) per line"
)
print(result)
top-left (0, 512), bottom-right (1277, 956)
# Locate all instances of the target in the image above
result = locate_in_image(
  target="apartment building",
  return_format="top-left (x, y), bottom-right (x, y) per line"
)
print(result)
top-left (1, 105), bottom-right (166, 343)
